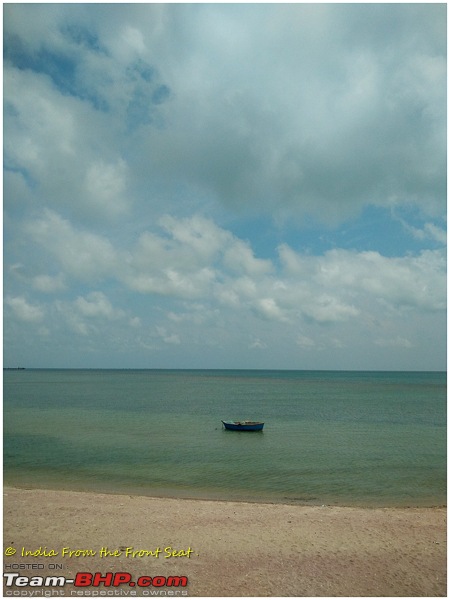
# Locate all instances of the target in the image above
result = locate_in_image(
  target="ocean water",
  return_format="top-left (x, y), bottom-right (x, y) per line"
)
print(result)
top-left (3, 369), bottom-right (446, 507)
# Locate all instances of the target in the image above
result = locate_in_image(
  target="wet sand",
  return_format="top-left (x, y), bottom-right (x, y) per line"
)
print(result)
top-left (3, 487), bottom-right (446, 596)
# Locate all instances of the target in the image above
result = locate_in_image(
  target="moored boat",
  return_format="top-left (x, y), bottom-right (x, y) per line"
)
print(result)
top-left (221, 420), bottom-right (264, 432)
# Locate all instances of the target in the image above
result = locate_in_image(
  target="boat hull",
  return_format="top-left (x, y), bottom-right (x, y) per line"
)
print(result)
top-left (222, 420), bottom-right (264, 432)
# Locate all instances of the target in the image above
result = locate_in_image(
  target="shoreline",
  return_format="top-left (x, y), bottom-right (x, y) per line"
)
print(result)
top-left (4, 481), bottom-right (446, 510)
top-left (3, 486), bottom-right (447, 596)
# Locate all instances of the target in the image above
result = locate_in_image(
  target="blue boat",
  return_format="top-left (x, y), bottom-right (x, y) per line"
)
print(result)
top-left (222, 420), bottom-right (264, 432)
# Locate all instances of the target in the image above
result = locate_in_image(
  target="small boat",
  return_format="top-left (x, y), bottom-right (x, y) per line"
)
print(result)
top-left (221, 420), bottom-right (264, 432)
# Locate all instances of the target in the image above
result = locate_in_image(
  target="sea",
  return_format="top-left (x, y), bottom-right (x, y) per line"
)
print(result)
top-left (3, 369), bottom-right (447, 508)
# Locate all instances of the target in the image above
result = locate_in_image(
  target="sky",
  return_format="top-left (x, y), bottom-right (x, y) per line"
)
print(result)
top-left (3, 3), bottom-right (447, 371)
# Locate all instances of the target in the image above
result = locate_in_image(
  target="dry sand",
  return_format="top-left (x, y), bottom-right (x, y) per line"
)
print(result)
top-left (3, 487), bottom-right (446, 597)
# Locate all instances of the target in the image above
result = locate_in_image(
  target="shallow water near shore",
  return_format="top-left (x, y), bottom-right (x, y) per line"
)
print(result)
top-left (3, 369), bottom-right (446, 507)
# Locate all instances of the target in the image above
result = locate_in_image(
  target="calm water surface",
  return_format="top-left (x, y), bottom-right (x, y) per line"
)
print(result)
top-left (3, 369), bottom-right (446, 507)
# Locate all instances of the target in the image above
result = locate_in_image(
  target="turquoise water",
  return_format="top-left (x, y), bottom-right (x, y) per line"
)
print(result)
top-left (3, 369), bottom-right (446, 507)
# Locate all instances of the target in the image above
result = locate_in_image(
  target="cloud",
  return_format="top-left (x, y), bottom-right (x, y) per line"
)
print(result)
top-left (278, 245), bottom-right (446, 314)
top-left (254, 298), bottom-right (289, 323)
top-left (401, 221), bottom-right (447, 245)
top-left (5, 296), bottom-right (44, 323)
top-left (303, 295), bottom-right (360, 324)
top-left (5, 207), bottom-right (447, 367)
top-left (32, 274), bottom-right (66, 293)
top-left (249, 338), bottom-right (267, 350)
top-left (24, 211), bottom-right (446, 329)
top-left (374, 336), bottom-right (414, 349)
top-left (296, 335), bottom-right (316, 348)
top-left (55, 293), bottom-right (130, 337)
top-left (25, 210), bottom-right (118, 281)
top-left (4, 9), bottom-right (171, 223)
top-left (223, 239), bottom-right (273, 276)
top-left (74, 292), bottom-right (125, 320)
top-left (4, 4), bottom-right (446, 229)
top-left (3, 4), bottom-right (446, 370)
top-left (155, 326), bottom-right (181, 345)
top-left (123, 215), bottom-right (271, 298)
top-left (423, 224), bottom-right (447, 245)
top-left (84, 159), bottom-right (129, 217)
top-left (136, 4), bottom-right (446, 224)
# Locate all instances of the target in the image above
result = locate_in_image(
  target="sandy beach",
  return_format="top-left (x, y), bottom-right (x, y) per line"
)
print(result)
top-left (3, 487), bottom-right (446, 597)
